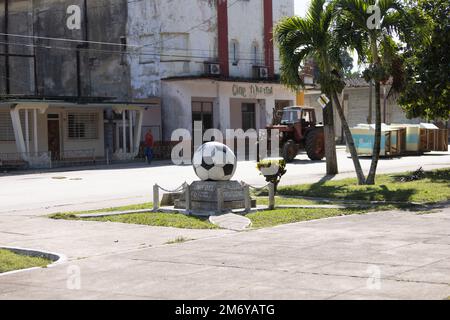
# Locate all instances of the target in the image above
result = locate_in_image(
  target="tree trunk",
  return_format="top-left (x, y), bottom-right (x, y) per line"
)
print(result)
top-left (331, 91), bottom-right (366, 185)
top-left (366, 80), bottom-right (382, 185)
top-left (323, 97), bottom-right (338, 175)
top-left (368, 81), bottom-right (373, 124)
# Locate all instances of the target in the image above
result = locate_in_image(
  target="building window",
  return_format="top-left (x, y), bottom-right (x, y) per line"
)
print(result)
top-left (252, 41), bottom-right (259, 65)
top-left (242, 103), bottom-right (256, 131)
top-left (67, 112), bottom-right (98, 140)
top-left (161, 32), bottom-right (189, 62)
top-left (192, 101), bottom-right (213, 134)
top-left (230, 40), bottom-right (239, 65)
top-left (0, 111), bottom-right (33, 142)
top-left (0, 111), bottom-right (15, 142)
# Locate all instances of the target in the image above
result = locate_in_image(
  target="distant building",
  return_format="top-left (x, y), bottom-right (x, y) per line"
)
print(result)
top-left (304, 78), bottom-right (435, 141)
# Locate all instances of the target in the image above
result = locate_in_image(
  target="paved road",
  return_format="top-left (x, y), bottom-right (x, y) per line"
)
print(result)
top-left (0, 207), bottom-right (449, 299)
top-left (1, 148), bottom-right (449, 216)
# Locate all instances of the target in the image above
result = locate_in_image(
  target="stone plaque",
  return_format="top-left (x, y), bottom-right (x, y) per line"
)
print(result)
top-left (175, 181), bottom-right (246, 215)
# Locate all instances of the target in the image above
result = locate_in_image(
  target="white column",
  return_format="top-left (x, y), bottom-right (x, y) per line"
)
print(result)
top-left (10, 108), bottom-right (27, 160)
top-left (134, 110), bottom-right (144, 153)
top-left (264, 97), bottom-right (275, 127)
top-left (218, 84), bottom-right (230, 133)
top-left (122, 111), bottom-right (126, 153)
top-left (33, 109), bottom-right (38, 153)
top-left (129, 110), bottom-right (134, 154)
top-left (25, 110), bottom-right (30, 153)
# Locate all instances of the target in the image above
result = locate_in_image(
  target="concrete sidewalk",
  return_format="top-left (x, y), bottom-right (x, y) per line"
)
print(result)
top-left (0, 207), bottom-right (449, 299)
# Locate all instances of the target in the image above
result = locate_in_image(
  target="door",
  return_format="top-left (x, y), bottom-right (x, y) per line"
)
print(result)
top-left (241, 103), bottom-right (256, 131)
top-left (192, 101), bottom-right (213, 138)
top-left (47, 115), bottom-right (60, 160)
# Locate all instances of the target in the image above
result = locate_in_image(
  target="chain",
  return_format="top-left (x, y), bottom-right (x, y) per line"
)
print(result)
top-left (241, 181), bottom-right (271, 192)
top-left (156, 182), bottom-right (187, 193)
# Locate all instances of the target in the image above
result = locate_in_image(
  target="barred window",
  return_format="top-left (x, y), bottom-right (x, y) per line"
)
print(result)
top-left (0, 111), bottom-right (33, 142)
top-left (67, 112), bottom-right (98, 140)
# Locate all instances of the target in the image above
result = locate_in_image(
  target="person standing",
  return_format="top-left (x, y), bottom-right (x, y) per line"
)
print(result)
top-left (144, 129), bottom-right (154, 164)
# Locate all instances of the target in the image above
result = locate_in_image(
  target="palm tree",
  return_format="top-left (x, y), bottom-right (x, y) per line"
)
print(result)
top-left (275, 0), bottom-right (366, 184)
top-left (335, 0), bottom-right (408, 184)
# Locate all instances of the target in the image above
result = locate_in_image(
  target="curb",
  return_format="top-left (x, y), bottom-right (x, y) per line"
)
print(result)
top-left (0, 246), bottom-right (67, 277)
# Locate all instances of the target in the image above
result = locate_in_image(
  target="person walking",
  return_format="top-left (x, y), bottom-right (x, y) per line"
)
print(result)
top-left (144, 129), bottom-right (154, 164)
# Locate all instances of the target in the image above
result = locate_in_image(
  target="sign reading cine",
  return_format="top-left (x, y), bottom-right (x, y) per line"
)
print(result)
top-left (232, 84), bottom-right (274, 98)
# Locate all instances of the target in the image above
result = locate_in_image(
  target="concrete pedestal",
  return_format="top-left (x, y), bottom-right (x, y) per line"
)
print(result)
top-left (175, 181), bottom-right (245, 215)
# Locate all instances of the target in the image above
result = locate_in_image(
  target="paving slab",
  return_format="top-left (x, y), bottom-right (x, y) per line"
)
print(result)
top-left (0, 207), bottom-right (449, 299)
top-left (209, 213), bottom-right (252, 231)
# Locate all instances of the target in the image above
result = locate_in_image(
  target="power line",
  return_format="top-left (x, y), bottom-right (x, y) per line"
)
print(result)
top-left (0, 40), bottom-right (281, 65)
top-left (0, 33), bottom-right (268, 59)
top-left (0, 0), bottom-right (241, 51)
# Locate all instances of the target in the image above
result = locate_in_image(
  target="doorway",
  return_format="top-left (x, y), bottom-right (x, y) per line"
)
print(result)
top-left (47, 114), bottom-right (61, 160)
top-left (192, 101), bottom-right (214, 138)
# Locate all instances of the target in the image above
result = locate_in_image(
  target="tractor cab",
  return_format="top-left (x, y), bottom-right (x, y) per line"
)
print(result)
top-left (268, 106), bottom-right (325, 162)
top-left (280, 107), bottom-right (317, 128)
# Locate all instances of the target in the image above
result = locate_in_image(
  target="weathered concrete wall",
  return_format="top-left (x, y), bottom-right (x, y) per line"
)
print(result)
top-left (0, 0), bottom-right (130, 99)
top-left (0, 0), bottom-right (35, 95)
top-left (127, 0), bottom-right (218, 99)
top-left (273, 0), bottom-right (295, 76)
top-left (228, 0), bottom-right (264, 78)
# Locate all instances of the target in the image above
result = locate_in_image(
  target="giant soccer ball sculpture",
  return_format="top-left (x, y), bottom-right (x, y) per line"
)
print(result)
top-left (193, 142), bottom-right (237, 181)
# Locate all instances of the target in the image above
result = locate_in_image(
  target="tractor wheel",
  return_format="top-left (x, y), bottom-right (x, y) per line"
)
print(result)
top-left (282, 140), bottom-right (299, 163)
top-left (305, 129), bottom-right (325, 160)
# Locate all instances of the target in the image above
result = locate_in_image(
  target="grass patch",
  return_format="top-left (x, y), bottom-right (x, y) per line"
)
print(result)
top-left (255, 196), bottom-right (322, 206)
top-left (49, 169), bottom-right (448, 230)
top-left (52, 202), bottom-right (154, 216)
top-left (247, 208), bottom-right (373, 229)
top-left (50, 212), bottom-right (218, 230)
top-left (276, 169), bottom-right (450, 204)
top-left (0, 249), bottom-right (51, 274)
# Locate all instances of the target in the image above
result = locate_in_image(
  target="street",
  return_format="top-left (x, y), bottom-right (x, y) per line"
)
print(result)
top-left (0, 147), bottom-right (449, 216)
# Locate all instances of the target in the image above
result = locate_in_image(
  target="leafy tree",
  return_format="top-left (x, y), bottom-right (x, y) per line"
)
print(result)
top-left (340, 49), bottom-right (355, 77)
top-left (335, 0), bottom-right (410, 185)
top-left (275, 0), bottom-right (366, 184)
top-left (399, 0), bottom-right (450, 120)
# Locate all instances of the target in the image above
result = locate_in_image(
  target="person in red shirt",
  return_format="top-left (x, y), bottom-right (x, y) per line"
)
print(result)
top-left (144, 129), bottom-right (154, 164)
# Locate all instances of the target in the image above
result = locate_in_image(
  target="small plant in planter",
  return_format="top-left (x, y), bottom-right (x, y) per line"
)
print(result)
top-left (256, 157), bottom-right (287, 193)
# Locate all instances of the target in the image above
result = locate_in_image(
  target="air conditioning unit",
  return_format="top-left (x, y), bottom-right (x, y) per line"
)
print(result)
top-left (204, 62), bottom-right (221, 76)
top-left (259, 67), bottom-right (269, 79)
top-left (253, 66), bottom-right (269, 79)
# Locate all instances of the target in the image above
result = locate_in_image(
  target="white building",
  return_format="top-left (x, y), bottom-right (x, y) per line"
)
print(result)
top-left (128, 0), bottom-right (296, 143)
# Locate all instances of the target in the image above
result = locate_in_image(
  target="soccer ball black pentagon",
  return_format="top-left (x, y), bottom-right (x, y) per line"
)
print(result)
top-left (193, 142), bottom-right (237, 181)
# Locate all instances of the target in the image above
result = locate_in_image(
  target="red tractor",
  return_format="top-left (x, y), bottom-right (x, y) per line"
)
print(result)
top-left (266, 106), bottom-right (325, 162)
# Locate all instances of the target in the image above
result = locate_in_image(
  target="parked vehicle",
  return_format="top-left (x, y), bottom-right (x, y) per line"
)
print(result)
top-left (266, 106), bottom-right (325, 162)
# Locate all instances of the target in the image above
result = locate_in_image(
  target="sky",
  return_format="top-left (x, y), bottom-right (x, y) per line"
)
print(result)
top-left (294, 0), bottom-right (310, 16)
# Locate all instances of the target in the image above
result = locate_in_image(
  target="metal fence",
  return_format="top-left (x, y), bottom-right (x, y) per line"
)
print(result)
top-left (0, 152), bottom-right (52, 170)
top-left (0, 149), bottom-right (96, 170)
top-left (52, 149), bottom-right (96, 168)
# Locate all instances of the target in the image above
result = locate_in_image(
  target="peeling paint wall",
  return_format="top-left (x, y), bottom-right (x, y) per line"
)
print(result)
top-left (273, 0), bottom-right (295, 74)
top-left (127, 0), bottom-right (218, 99)
top-left (0, 0), bottom-right (130, 99)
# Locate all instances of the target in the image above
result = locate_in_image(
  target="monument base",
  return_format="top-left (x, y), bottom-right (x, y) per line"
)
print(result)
top-left (175, 181), bottom-right (246, 215)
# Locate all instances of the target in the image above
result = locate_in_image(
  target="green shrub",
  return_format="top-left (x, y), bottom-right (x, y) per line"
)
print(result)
top-left (256, 158), bottom-right (287, 193)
